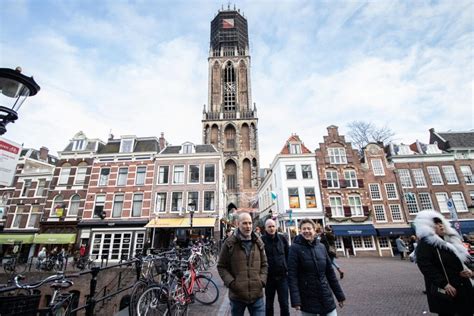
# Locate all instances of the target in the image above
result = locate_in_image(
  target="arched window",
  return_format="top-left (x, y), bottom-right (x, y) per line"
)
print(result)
top-left (225, 125), bottom-right (236, 150)
top-left (243, 159), bottom-right (251, 189)
top-left (223, 62), bottom-right (236, 111)
top-left (68, 195), bottom-right (81, 217)
top-left (225, 160), bottom-right (237, 190)
top-left (52, 195), bottom-right (64, 217)
top-left (211, 125), bottom-right (219, 146)
top-left (241, 124), bottom-right (250, 151)
top-left (58, 162), bottom-right (72, 185)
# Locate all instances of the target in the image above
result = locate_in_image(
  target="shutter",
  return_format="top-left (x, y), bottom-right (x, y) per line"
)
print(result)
top-left (325, 206), bottom-right (332, 216)
top-left (363, 206), bottom-right (370, 216)
top-left (357, 179), bottom-right (364, 187)
top-left (321, 180), bottom-right (328, 188)
top-left (343, 206), bottom-right (352, 217)
top-left (340, 179), bottom-right (347, 188)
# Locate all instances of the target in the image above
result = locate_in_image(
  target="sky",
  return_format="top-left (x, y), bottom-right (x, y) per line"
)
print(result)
top-left (1, 0), bottom-right (473, 167)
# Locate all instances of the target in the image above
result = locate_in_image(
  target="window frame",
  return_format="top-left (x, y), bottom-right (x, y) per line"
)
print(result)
top-left (426, 166), bottom-right (443, 185)
top-left (460, 166), bottom-right (473, 184)
top-left (369, 183), bottom-right (382, 200)
top-left (99, 168), bottom-right (110, 186)
top-left (173, 165), bottom-right (185, 184)
top-left (117, 167), bottom-right (129, 186)
top-left (171, 192), bottom-right (183, 213)
top-left (371, 159), bottom-right (385, 176)
top-left (384, 183), bottom-right (398, 200)
top-left (132, 193), bottom-right (143, 217)
top-left (135, 166), bottom-right (147, 186)
top-left (204, 164), bottom-right (216, 183)
top-left (67, 195), bottom-right (81, 217)
top-left (304, 187), bottom-right (317, 208)
top-left (288, 187), bottom-right (300, 209)
top-left (157, 166), bottom-right (169, 184)
top-left (301, 164), bottom-right (313, 179)
top-left (112, 194), bottom-right (124, 218)
top-left (155, 192), bottom-right (167, 213)
top-left (329, 196), bottom-right (344, 217)
top-left (418, 192), bottom-right (434, 210)
top-left (328, 147), bottom-right (347, 164)
top-left (326, 170), bottom-right (339, 189)
top-left (442, 165), bottom-right (459, 184)
top-left (188, 165), bottom-right (200, 184)
top-left (203, 191), bottom-right (215, 212)
top-left (412, 169), bottom-right (427, 188)
top-left (389, 204), bottom-right (403, 222)
top-left (344, 170), bottom-right (358, 188)
top-left (348, 195), bottom-right (363, 216)
top-left (451, 192), bottom-right (468, 212)
top-left (435, 192), bottom-right (449, 213)
top-left (58, 166), bottom-right (71, 185)
top-left (286, 165), bottom-right (297, 180)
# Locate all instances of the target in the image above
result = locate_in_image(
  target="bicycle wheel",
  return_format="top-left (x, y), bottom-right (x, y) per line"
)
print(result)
top-left (137, 285), bottom-right (169, 316)
top-left (193, 275), bottom-right (219, 305)
top-left (168, 302), bottom-right (188, 316)
top-left (129, 280), bottom-right (148, 316)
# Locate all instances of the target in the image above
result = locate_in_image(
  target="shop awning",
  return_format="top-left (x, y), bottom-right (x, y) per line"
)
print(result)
top-left (331, 224), bottom-right (376, 236)
top-left (33, 233), bottom-right (76, 244)
top-left (0, 234), bottom-right (35, 244)
top-left (145, 218), bottom-right (185, 228)
top-left (189, 218), bottom-right (216, 228)
top-left (458, 220), bottom-right (474, 235)
top-left (376, 227), bottom-right (415, 237)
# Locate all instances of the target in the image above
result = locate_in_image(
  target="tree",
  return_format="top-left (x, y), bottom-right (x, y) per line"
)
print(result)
top-left (347, 121), bottom-right (395, 151)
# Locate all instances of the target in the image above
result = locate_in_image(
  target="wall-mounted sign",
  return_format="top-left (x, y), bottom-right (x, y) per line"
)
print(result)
top-left (0, 137), bottom-right (22, 187)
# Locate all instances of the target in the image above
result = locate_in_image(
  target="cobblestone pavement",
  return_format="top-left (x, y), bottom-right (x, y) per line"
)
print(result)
top-left (188, 257), bottom-right (435, 316)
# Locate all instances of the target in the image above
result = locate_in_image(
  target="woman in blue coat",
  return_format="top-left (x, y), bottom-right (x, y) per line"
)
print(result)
top-left (288, 218), bottom-right (346, 315)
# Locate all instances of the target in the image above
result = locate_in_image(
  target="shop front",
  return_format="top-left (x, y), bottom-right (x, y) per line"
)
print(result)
top-left (375, 226), bottom-right (415, 257)
top-left (331, 224), bottom-right (377, 257)
top-left (0, 234), bottom-right (35, 262)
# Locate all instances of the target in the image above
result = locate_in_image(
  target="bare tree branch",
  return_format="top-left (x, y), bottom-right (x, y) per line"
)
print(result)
top-left (347, 121), bottom-right (395, 151)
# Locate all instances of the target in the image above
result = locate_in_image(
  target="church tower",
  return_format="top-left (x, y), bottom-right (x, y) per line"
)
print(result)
top-left (202, 7), bottom-right (259, 210)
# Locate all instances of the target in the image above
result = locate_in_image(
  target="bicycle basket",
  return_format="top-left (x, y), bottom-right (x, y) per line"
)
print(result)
top-left (0, 294), bottom-right (41, 316)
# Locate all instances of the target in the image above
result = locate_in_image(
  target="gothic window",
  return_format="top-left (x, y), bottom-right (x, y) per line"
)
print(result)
top-left (243, 159), bottom-right (251, 189)
top-left (211, 125), bottom-right (219, 146)
top-left (241, 124), bottom-right (250, 151)
top-left (223, 62), bottom-right (236, 111)
top-left (225, 125), bottom-right (236, 149)
top-left (225, 160), bottom-right (237, 191)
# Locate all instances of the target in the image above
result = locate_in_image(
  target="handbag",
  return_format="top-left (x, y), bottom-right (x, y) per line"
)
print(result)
top-left (429, 248), bottom-right (454, 302)
top-left (328, 245), bottom-right (337, 257)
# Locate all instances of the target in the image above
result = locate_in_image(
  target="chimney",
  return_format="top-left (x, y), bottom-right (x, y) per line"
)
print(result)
top-left (39, 146), bottom-right (49, 161)
top-left (327, 125), bottom-right (339, 138)
top-left (159, 132), bottom-right (167, 151)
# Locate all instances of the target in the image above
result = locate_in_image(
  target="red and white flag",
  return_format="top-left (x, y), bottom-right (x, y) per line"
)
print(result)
top-left (222, 18), bottom-right (234, 29)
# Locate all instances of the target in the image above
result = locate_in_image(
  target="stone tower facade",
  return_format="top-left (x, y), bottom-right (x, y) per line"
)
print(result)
top-left (202, 8), bottom-right (259, 210)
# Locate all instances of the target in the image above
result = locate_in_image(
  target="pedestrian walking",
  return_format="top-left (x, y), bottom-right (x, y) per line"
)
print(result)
top-left (320, 226), bottom-right (345, 279)
top-left (217, 212), bottom-right (268, 316)
top-left (261, 218), bottom-right (290, 316)
top-left (396, 236), bottom-right (408, 260)
top-left (415, 210), bottom-right (473, 316)
top-left (288, 218), bottom-right (346, 316)
top-left (79, 244), bottom-right (86, 257)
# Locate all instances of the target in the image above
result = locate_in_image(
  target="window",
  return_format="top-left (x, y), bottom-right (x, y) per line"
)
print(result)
top-left (398, 169), bottom-right (413, 188)
top-left (363, 236), bottom-right (374, 248)
top-left (418, 193), bottom-right (434, 210)
top-left (286, 165), bottom-right (296, 180)
top-left (328, 148), bottom-right (347, 164)
top-left (460, 166), bottom-right (473, 184)
top-left (301, 165), bottom-right (312, 179)
top-left (58, 164), bottom-right (71, 185)
top-left (288, 188), bottom-right (300, 208)
top-left (304, 187), bottom-right (316, 208)
top-left (225, 126), bottom-right (236, 149)
top-left (171, 192), bottom-right (183, 212)
top-left (204, 191), bottom-right (215, 211)
top-left (353, 236), bottom-right (363, 248)
top-left (73, 139), bottom-right (86, 151)
top-left (405, 193), bottom-right (419, 214)
top-left (135, 166), bottom-right (146, 185)
top-left (223, 62), bottom-right (236, 111)
top-left (389, 204), bottom-right (403, 221)
top-left (290, 144), bottom-right (301, 154)
top-left (120, 139), bottom-right (134, 153)
top-left (12, 206), bottom-right (26, 228)
top-left (399, 145), bottom-right (412, 155)
top-left (36, 179), bottom-right (46, 196)
top-left (189, 165), bottom-right (200, 183)
top-left (27, 205), bottom-right (40, 228)
top-left (353, 236), bottom-right (374, 249)
top-left (412, 169), bottom-right (427, 187)
top-left (442, 166), bottom-right (458, 184)
top-left (99, 168), bottom-right (110, 186)
top-left (75, 164), bottom-right (88, 185)
top-left (385, 183), bottom-right (398, 199)
top-left (91, 231), bottom-right (135, 261)
top-left (452, 192), bottom-right (468, 212)
top-left (173, 165), bottom-right (185, 184)
top-left (117, 168), bottom-right (128, 186)
top-left (335, 237), bottom-right (343, 249)
top-left (155, 193), bottom-right (167, 213)
top-left (348, 195), bottom-right (363, 216)
top-left (427, 166), bottom-right (443, 185)
top-left (204, 164), bottom-right (215, 182)
top-left (94, 194), bottom-right (106, 218)
top-left (68, 195), bottom-right (81, 217)
top-left (21, 179), bottom-right (32, 197)
top-left (329, 196), bottom-right (344, 217)
top-left (344, 170), bottom-right (358, 188)
top-left (373, 205), bottom-right (386, 222)
top-left (187, 192), bottom-right (199, 212)
top-left (435, 192), bottom-right (449, 213)
top-left (182, 144), bottom-right (193, 154)
top-left (371, 159), bottom-right (385, 176)
top-left (369, 184), bottom-right (382, 200)
top-left (326, 170), bottom-right (339, 188)
top-left (158, 166), bottom-right (169, 184)
top-left (112, 194), bottom-right (124, 218)
top-left (132, 193), bottom-right (143, 217)
top-left (378, 237), bottom-right (390, 248)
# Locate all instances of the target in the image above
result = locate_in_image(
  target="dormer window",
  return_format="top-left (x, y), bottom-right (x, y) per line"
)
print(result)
top-left (426, 144), bottom-right (442, 154)
top-left (72, 139), bottom-right (86, 151)
top-left (120, 139), bottom-right (134, 153)
top-left (289, 144), bottom-right (301, 154)
top-left (182, 143), bottom-right (194, 154)
top-left (399, 145), bottom-right (412, 155)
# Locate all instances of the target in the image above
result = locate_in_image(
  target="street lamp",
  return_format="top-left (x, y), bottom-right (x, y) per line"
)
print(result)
top-left (188, 201), bottom-right (196, 237)
top-left (0, 67), bottom-right (40, 135)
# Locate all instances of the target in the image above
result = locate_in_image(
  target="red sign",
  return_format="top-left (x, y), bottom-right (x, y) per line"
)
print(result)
top-left (0, 140), bottom-right (20, 154)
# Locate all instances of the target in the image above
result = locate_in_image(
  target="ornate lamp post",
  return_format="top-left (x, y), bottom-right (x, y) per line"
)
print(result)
top-left (0, 67), bottom-right (40, 135)
top-left (188, 201), bottom-right (196, 238)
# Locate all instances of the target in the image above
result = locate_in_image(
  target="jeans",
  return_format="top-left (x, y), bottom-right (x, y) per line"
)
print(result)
top-left (330, 257), bottom-right (340, 270)
top-left (265, 276), bottom-right (290, 316)
top-left (301, 308), bottom-right (337, 316)
top-left (230, 297), bottom-right (265, 316)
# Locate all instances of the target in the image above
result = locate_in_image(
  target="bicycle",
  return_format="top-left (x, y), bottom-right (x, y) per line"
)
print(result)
top-left (72, 255), bottom-right (96, 271)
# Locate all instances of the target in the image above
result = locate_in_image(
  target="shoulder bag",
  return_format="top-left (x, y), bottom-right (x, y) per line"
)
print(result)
top-left (429, 248), bottom-right (454, 302)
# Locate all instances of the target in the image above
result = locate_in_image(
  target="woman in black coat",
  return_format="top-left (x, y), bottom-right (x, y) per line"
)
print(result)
top-left (415, 210), bottom-right (473, 316)
top-left (288, 218), bottom-right (345, 315)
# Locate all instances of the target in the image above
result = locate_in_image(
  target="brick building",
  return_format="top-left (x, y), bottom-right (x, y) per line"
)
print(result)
top-left (147, 142), bottom-right (225, 248)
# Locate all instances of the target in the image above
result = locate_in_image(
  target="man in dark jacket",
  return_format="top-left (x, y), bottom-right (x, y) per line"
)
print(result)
top-left (261, 218), bottom-right (290, 316)
top-left (217, 212), bottom-right (268, 316)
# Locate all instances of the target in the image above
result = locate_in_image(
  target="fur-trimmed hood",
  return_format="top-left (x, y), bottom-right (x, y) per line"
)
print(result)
top-left (414, 210), bottom-right (470, 263)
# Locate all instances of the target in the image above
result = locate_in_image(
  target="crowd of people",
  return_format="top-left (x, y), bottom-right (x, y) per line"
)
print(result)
top-left (217, 211), bottom-right (472, 316)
